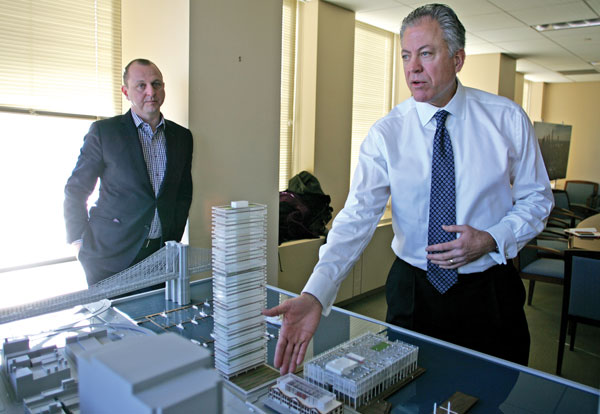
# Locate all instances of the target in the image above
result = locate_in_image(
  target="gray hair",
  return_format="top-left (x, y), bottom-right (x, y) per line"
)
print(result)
top-left (400, 3), bottom-right (465, 57)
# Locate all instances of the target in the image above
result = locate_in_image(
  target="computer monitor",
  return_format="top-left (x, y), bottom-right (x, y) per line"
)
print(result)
top-left (534, 121), bottom-right (572, 181)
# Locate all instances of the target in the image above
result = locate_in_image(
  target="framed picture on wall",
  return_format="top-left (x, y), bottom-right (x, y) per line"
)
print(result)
top-left (534, 121), bottom-right (572, 181)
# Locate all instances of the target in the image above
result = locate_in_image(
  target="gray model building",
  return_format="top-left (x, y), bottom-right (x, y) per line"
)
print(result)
top-left (2, 338), bottom-right (71, 400)
top-left (77, 333), bottom-right (222, 413)
top-left (22, 378), bottom-right (79, 414)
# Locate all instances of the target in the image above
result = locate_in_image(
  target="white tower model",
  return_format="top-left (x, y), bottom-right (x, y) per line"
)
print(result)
top-left (211, 201), bottom-right (268, 379)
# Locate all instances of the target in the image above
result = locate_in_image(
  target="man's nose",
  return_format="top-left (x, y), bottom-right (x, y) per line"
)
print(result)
top-left (405, 56), bottom-right (422, 73)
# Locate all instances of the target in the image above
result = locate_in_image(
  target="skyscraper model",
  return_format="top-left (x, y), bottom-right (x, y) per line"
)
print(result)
top-left (211, 201), bottom-right (268, 378)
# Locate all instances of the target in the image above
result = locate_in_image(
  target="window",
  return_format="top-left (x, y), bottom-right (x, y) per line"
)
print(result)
top-left (350, 21), bottom-right (395, 180)
top-left (0, 0), bottom-right (121, 273)
top-left (279, 0), bottom-right (297, 191)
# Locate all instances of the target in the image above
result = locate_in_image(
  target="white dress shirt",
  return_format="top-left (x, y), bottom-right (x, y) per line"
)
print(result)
top-left (303, 81), bottom-right (553, 315)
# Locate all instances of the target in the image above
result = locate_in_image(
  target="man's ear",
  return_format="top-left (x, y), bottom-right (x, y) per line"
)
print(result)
top-left (454, 49), bottom-right (466, 73)
top-left (121, 85), bottom-right (129, 100)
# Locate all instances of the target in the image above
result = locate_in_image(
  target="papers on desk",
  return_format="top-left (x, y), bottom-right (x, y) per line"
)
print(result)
top-left (564, 227), bottom-right (600, 238)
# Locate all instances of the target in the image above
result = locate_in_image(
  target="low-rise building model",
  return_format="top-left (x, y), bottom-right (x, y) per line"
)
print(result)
top-left (304, 332), bottom-right (419, 409)
top-left (265, 373), bottom-right (343, 414)
top-left (78, 332), bottom-right (222, 413)
top-left (2, 338), bottom-right (71, 400)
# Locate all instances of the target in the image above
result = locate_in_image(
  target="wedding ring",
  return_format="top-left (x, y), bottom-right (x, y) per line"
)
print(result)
top-left (449, 258), bottom-right (454, 264)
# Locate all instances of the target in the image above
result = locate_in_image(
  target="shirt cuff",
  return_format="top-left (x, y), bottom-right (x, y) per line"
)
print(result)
top-left (485, 222), bottom-right (518, 264)
top-left (302, 272), bottom-right (340, 317)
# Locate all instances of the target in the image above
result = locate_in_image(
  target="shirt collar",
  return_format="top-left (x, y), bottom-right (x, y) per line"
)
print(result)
top-left (414, 79), bottom-right (466, 127)
top-left (130, 110), bottom-right (165, 130)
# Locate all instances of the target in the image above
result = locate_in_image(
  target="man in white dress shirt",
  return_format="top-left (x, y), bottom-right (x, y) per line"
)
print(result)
top-left (264, 3), bottom-right (553, 373)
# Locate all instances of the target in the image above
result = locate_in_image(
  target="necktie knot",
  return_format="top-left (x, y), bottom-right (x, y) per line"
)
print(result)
top-left (433, 109), bottom-right (449, 127)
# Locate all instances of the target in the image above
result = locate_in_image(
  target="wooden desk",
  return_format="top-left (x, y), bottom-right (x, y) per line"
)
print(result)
top-left (570, 213), bottom-right (600, 251)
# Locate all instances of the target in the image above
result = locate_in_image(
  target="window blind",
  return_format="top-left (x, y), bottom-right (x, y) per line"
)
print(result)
top-left (279, 0), bottom-right (297, 191)
top-left (350, 21), bottom-right (395, 180)
top-left (0, 0), bottom-right (122, 118)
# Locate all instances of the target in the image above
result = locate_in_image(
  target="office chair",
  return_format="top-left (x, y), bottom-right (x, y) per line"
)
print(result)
top-left (550, 189), bottom-right (584, 228)
top-left (564, 180), bottom-right (599, 217)
top-left (517, 238), bottom-right (566, 306)
top-left (556, 249), bottom-right (600, 376)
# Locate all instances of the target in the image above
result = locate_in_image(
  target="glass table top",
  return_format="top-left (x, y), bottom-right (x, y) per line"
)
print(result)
top-left (110, 278), bottom-right (599, 414)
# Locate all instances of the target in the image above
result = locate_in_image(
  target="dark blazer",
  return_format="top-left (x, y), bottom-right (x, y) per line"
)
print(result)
top-left (64, 110), bottom-right (193, 285)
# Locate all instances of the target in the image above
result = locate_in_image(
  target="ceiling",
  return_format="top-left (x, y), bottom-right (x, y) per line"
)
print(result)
top-left (325, 0), bottom-right (600, 83)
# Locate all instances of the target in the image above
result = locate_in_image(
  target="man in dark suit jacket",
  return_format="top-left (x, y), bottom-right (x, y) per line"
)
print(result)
top-left (64, 58), bottom-right (193, 286)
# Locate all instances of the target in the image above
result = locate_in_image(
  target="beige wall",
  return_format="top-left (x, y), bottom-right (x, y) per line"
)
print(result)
top-left (314, 2), bottom-right (355, 218)
top-left (121, 0), bottom-right (189, 127)
top-left (514, 72), bottom-right (524, 108)
top-left (188, 0), bottom-right (281, 284)
top-left (542, 82), bottom-right (600, 185)
top-left (528, 81), bottom-right (544, 122)
top-left (458, 53), bottom-right (516, 100)
top-left (294, 0), bottom-right (355, 219)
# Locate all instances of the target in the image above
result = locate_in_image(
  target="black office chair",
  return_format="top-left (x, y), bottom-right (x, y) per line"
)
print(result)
top-left (517, 238), bottom-right (566, 306)
top-left (556, 249), bottom-right (600, 376)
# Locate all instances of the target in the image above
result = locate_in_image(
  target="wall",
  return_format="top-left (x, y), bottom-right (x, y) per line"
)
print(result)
top-left (121, 0), bottom-right (189, 127)
top-left (542, 82), bottom-right (600, 185)
top-left (294, 0), bottom-right (355, 219)
top-left (188, 0), bottom-right (281, 285)
top-left (514, 72), bottom-right (524, 108)
top-left (528, 81), bottom-right (544, 122)
top-left (458, 53), bottom-right (516, 100)
top-left (459, 53), bottom-right (501, 95)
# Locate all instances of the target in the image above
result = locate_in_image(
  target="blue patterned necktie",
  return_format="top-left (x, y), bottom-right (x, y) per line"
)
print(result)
top-left (427, 110), bottom-right (458, 294)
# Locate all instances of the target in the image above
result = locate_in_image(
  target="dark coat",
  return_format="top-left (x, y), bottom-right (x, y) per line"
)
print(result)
top-left (64, 110), bottom-right (193, 285)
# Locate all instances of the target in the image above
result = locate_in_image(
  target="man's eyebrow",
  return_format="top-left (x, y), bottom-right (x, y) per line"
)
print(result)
top-left (401, 44), bottom-right (431, 54)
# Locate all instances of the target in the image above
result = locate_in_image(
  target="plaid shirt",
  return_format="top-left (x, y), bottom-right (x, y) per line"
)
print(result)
top-left (131, 111), bottom-right (167, 239)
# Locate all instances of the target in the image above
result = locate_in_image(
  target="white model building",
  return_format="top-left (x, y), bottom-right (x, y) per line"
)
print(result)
top-left (304, 332), bottom-right (418, 409)
top-left (211, 201), bottom-right (268, 379)
top-left (77, 332), bottom-right (222, 413)
top-left (265, 373), bottom-right (343, 414)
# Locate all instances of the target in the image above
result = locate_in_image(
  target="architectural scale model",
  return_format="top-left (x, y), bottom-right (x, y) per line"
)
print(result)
top-left (211, 201), bottom-right (268, 379)
top-left (2, 338), bottom-right (71, 400)
top-left (304, 332), bottom-right (419, 409)
top-left (22, 377), bottom-right (79, 414)
top-left (0, 243), bottom-right (211, 325)
top-left (265, 373), bottom-right (343, 414)
top-left (77, 332), bottom-right (222, 413)
top-left (434, 401), bottom-right (458, 414)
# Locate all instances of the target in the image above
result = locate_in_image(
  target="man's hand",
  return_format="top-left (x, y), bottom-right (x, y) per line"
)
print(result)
top-left (262, 292), bottom-right (322, 374)
top-left (426, 225), bottom-right (496, 269)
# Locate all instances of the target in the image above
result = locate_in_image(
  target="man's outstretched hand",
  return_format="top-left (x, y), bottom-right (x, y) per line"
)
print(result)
top-left (262, 292), bottom-right (322, 375)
